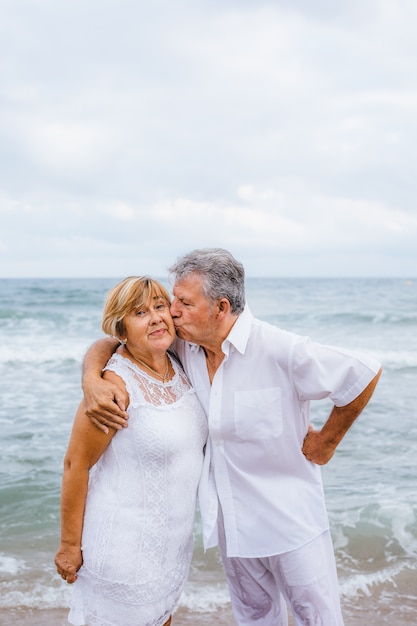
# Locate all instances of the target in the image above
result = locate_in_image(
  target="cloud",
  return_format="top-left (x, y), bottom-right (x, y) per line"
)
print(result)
top-left (0, 0), bottom-right (416, 277)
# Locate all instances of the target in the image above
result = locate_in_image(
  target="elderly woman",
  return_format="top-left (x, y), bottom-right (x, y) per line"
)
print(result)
top-left (55, 276), bottom-right (207, 626)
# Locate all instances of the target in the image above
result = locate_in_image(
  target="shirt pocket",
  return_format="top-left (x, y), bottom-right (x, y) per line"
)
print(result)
top-left (233, 387), bottom-right (283, 440)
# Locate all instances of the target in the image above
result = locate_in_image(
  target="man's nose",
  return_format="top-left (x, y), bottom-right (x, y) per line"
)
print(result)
top-left (170, 299), bottom-right (179, 318)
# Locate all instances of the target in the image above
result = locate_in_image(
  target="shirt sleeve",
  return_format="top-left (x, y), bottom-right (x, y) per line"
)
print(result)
top-left (291, 336), bottom-right (381, 406)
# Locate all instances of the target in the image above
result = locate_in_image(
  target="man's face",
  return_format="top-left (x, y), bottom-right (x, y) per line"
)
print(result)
top-left (170, 274), bottom-right (218, 346)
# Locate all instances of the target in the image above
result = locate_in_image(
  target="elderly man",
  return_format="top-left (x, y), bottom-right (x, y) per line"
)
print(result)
top-left (82, 248), bottom-right (382, 626)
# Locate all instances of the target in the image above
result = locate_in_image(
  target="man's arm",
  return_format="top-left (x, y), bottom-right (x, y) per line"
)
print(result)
top-left (302, 367), bottom-right (382, 465)
top-left (82, 337), bottom-right (129, 433)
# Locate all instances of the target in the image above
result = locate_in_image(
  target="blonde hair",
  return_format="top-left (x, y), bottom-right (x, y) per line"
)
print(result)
top-left (102, 276), bottom-right (171, 339)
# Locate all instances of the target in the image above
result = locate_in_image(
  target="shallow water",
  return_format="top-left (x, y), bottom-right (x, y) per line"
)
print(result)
top-left (0, 277), bottom-right (416, 623)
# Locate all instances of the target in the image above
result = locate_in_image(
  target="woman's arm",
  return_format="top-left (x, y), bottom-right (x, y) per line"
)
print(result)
top-left (54, 389), bottom-right (118, 583)
top-left (82, 338), bottom-right (129, 433)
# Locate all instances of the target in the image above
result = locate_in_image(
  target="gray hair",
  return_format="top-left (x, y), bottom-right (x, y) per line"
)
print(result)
top-left (168, 248), bottom-right (245, 314)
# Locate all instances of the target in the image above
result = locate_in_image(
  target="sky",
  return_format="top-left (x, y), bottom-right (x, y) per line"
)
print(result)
top-left (1, 0), bottom-right (416, 278)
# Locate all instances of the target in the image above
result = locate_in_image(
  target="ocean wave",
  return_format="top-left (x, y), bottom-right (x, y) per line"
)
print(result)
top-left (179, 581), bottom-right (231, 613)
top-left (0, 570), bottom-right (231, 613)
top-left (334, 311), bottom-right (417, 326)
top-left (367, 349), bottom-right (417, 370)
top-left (1, 564), bottom-right (413, 613)
top-left (1, 341), bottom-right (416, 370)
top-left (340, 561), bottom-right (416, 598)
top-left (0, 340), bottom-right (91, 365)
top-left (0, 555), bottom-right (28, 576)
top-left (337, 495), bottom-right (416, 536)
top-left (271, 308), bottom-right (417, 328)
top-left (0, 580), bottom-right (70, 610)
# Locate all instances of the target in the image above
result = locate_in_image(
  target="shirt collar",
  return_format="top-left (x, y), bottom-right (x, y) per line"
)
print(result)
top-left (187, 340), bottom-right (200, 353)
top-left (222, 304), bottom-right (252, 355)
top-left (178, 304), bottom-right (253, 355)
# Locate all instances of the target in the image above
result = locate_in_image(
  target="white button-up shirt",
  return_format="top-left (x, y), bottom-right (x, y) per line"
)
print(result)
top-left (174, 306), bottom-right (381, 558)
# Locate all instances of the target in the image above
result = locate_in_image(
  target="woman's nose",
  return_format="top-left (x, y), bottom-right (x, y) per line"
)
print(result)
top-left (149, 307), bottom-right (162, 321)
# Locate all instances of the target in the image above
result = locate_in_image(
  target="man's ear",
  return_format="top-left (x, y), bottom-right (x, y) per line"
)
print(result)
top-left (217, 298), bottom-right (231, 316)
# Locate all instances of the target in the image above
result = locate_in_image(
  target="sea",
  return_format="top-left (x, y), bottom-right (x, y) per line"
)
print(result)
top-left (0, 276), bottom-right (416, 626)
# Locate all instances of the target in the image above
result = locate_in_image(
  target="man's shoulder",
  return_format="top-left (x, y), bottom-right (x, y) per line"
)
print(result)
top-left (249, 316), bottom-right (302, 352)
top-left (252, 316), bottom-right (298, 338)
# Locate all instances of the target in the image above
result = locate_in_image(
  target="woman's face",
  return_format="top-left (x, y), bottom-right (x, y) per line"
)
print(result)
top-left (122, 295), bottom-right (176, 357)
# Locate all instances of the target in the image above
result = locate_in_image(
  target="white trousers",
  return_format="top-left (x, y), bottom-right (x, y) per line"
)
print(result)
top-left (219, 527), bottom-right (344, 626)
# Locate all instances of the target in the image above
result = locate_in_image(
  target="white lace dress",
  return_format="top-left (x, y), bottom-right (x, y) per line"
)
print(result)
top-left (68, 353), bottom-right (207, 626)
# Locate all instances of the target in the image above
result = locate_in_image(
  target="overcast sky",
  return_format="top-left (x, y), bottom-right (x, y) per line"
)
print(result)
top-left (1, 0), bottom-right (416, 278)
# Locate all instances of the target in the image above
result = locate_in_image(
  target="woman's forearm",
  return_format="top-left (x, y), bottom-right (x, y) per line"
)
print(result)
top-left (55, 402), bottom-right (115, 583)
top-left (55, 461), bottom-right (89, 583)
top-left (60, 462), bottom-right (89, 547)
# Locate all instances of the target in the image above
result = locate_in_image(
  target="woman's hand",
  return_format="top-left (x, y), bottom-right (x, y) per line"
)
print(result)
top-left (55, 544), bottom-right (83, 584)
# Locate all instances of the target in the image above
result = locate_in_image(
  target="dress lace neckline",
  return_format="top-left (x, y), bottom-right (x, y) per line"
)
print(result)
top-left (113, 352), bottom-right (179, 386)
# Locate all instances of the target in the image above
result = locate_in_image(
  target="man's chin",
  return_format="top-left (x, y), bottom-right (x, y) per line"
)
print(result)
top-left (174, 327), bottom-right (190, 341)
